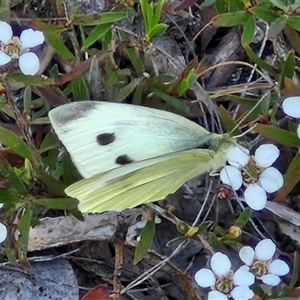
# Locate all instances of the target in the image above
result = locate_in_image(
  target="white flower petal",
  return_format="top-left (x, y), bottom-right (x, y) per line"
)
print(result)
top-left (210, 252), bottom-right (231, 277)
top-left (220, 166), bottom-right (243, 190)
top-left (226, 146), bottom-right (250, 168)
top-left (0, 50), bottom-right (11, 65)
top-left (18, 52), bottom-right (40, 75)
top-left (231, 286), bottom-right (254, 300)
top-left (238, 265), bottom-right (250, 272)
top-left (261, 274), bottom-right (280, 286)
top-left (269, 259), bottom-right (289, 276)
top-left (255, 239), bottom-right (276, 261)
top-left (0, 203), bottom-right (3, 209)
top-left (244, 184), bottom-right (267, 211)
top-left (20, 28), bottom-right (45, 48)
top-left (0, 222), bottom-right (7, 243)
top-left (297, 124), bottom-right (300, 140)
top-left (0, 21), bottom-right (13, 43)
top-left (282, 96), bottom-right (300, 118)
top-left (259, 167), bottom-right (284, 193)
top-left (233, 268), bottom-right (255, 286)
top-left (208, 291), bottom-right (228, 300)
top-left (194, 268), bottom-right (216, 287)
top-left (254, 144), bottom-right (280, 168)
top-left (239, 246), bottom-right (255, 266)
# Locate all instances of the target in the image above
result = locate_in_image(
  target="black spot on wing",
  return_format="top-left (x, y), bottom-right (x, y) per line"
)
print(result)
top-left (116, 155), bottom-right (133, 165)
top-left (97, 133), bottom-right (115, 145)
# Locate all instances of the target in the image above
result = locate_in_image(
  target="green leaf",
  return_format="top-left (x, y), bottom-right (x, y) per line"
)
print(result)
top-left (147, 2), bottom-right (154, 35)
top-left (39, 132), bottom-right (60, 154)
top-left (288, 16), bottom-right (300, 31)
top-left (215, 0), bottom-right (226, 13)
top-left (152, 0), bottom-right (165, 26)
top-left (0, 160), bottom-right (27, 196)
top-left (228, 95), bottom-right (262, 107)
top-left (200, 0), bottom-right (216, 9)
top-left (0, 189), bottom-right (16, 203)
top-left (166, 236), bottom-right (187, 248)
top-left (71, 11), bottom-right (128, 25)
top-left (235, 209), bottom-right (251, 228)
top-left (102, 27), bottom-right (112, 50)
top-left (209, 232), bottom-right (224, 252)
top-left (116, 78), bottom-right (143, 102)
top-left (176, 221), bottom-right (190, 235)
top-left (249, 6), bottom-right (280, 23)
top-left (140, 0), bottom-right (151, 34)
top-left (279, 50), bottom-right (295, 89)
top-left (70, 77), bottom-right (89, 100)
top-left (214, 226), bottom-right (227, 236)
top-left (284, 25), bottom-right (300, 56)
top-left (134, 218), bottom-right (155, 264)
top-left (18, 206), bottom-right (33, 256)
top-left (151, 89), bottom-right (190, 115)
top-left (212, 12), bottom-right (250, 27)
top-left (36, 170), bottom-right (66, 196)
top-left (289, 252), bottom-right (300, 289)
top-left (244, 44), bottom-right (277, 74)
top-left (7, 73), bottom-right (55, 87)
top-left (242, 16), bottom-right (256, 45)
top-left (126, 7), bottom-right (136, 23)
top-left (33, 20), bottom-right (67, 34)
top-left (5, 246), bottom-right (17, 263)
top-left (23, 86), bottom-right (32, 115)
top-left (268, 16), bottom-right (288, 39)
top-left (276, 153), bottom-right (300, 201)
top-left (255, 125), bottom-right (300, 148)
top-left (87, 56), bottom-right (101, 97)
top-left (61, 152), bottom-right (78, 186)
top-left (36, 198), bottom-right (79, 210)
top-left (132, 85), bottom-right (144, 105)
top-left (270, 0), bottom-right (287, 10)
top-left (149, 23), bottom-right (168, 39)
top-left (228, 0), bottom-right (245, 12)
top-left (196, 221), bottom-right (213, 234)
top-left (219, 106), bottom-right (240, 135)
top-left (46, 34), bottom-right (75, 60)
top-left (223, 239), bottom-right (241, 251)
top-left (127, 47), bottom-right (145, 75)
top-left (0, 128), bottom-right (32, 160)
top-left (81, 23), bottom-right (112, 51)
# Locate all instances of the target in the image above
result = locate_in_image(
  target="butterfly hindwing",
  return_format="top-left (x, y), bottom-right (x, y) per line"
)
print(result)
top-left (66, 148), bottom-right (229, 212)
top-left (49, 101), bottom-right (221, 179)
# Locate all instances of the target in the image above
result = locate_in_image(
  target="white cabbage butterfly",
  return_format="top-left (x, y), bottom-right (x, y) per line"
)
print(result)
top-left (49, 101), bottom-right (233, 212)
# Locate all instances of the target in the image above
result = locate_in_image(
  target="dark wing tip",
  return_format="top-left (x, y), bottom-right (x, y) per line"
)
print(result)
top-left (49, 100), bottom-right (100, 125)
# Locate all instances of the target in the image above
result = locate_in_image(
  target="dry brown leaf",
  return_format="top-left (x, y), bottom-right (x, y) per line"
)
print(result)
top-left (81, 284), bottom-right (109, 300)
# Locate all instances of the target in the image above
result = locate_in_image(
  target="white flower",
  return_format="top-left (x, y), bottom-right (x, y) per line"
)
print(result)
top-left (194, 252), bottom-right (255, 300)
top-left (297, 124), bottom-right (300, 139)
top-left (0, 21), bottom-right (44, 75)
top-left (239, 239), bottom-right (290, 286)
top-left (220, 144), bottom-right (284, 211)
top-left (282, 96), bottom-right (300, 118)
top-left (0, 222), bottom-right (7, 243)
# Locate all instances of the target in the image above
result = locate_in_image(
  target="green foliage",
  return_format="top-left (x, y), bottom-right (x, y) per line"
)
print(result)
top-left (139, 0), bottom-right (169, 41)
top-left (0, 3), bottom-right (299, 295)
top-left (134, 218), bottom-right (155, 264)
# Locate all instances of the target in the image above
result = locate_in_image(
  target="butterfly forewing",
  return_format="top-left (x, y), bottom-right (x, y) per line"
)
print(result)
top-left (49, 101), bottom-right (222, 179)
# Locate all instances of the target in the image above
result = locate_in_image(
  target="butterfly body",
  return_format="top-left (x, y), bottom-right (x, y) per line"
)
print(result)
top-left (49, 101), bottom-right (232, 212)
